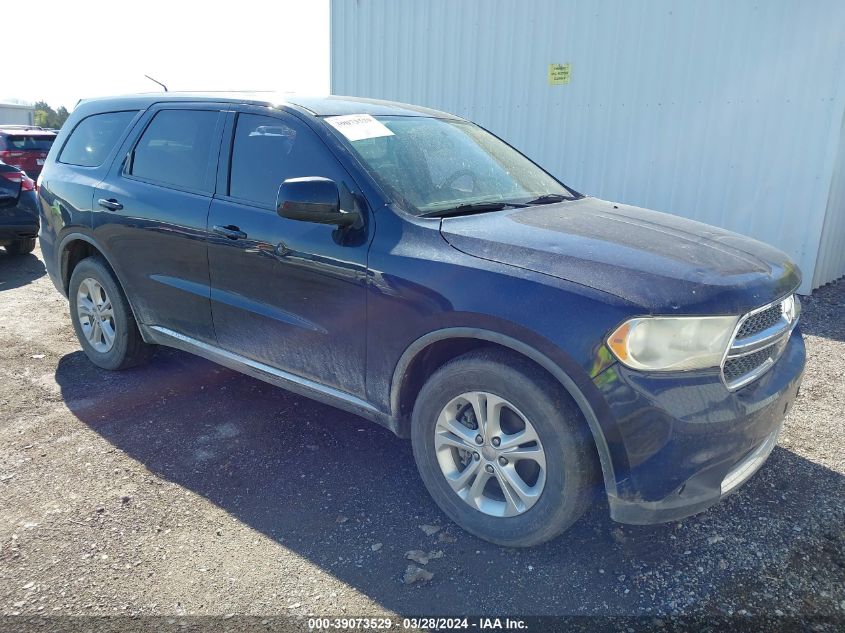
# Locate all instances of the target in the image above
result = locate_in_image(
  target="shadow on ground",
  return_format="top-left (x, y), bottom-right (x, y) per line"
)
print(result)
top-left (54, 347), bottom-right (845, 617)
top-left (0, 250), bottom-right (46, 292)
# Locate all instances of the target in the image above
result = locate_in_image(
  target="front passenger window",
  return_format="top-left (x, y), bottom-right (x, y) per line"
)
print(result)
top-left (129, 110), bottom-right (219, 192)
top-left (229, 113), bottom-right (346, 208)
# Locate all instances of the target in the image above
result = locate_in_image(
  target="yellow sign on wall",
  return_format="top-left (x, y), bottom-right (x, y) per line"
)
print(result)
top-left (548, 63), bottom-right (571, 85)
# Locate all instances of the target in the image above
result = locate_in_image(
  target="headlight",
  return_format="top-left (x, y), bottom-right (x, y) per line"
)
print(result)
top-left (782, 294), bottom-right (801, 322)
top-left (607, 316), bottom-right (739, 371)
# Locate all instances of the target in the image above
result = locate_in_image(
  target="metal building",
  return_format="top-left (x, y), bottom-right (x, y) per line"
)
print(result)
top-left (330, 0), bottom-right (845, 293)
top-left (0, 103), bottom-right (35, 126)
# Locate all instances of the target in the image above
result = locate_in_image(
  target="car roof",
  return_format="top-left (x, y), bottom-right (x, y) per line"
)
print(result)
top-left (285, 95), bottom-right (459, 118)
top-left (74, 92), bottom-right (461, 119)
top-left (0, 127), bottom-right (56, 136)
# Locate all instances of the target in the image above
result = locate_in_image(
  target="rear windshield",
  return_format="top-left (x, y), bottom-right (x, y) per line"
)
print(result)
top-left (1, 135), bottom-right (55, 151)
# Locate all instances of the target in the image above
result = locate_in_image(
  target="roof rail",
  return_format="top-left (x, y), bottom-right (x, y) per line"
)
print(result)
top-left (0, 124), bottom-right (46, 131)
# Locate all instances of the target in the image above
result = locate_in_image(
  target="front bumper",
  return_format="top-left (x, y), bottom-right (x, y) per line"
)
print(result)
top-left (594, 328), bottom-right (805, 524)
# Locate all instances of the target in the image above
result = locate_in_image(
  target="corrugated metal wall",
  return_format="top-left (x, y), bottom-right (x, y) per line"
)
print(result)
top-left (0, 105), bottom-right (35, 126)
top-left (331, 0), bottom-right (845, 293)
top-left (814, 107), bottom-right (845, 288)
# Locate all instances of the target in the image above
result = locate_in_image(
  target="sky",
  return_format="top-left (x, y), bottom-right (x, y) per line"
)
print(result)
top-left (4, 0), bottom-right (330, 111)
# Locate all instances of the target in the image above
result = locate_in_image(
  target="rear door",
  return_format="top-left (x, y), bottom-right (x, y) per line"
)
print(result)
top-left (93, 103), bottom-right (226, 342)
top-left (206, 107), bottom-right (370, 397)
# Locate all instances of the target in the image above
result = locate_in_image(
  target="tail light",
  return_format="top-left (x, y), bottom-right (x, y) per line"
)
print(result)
top-left (0, 170), bottom-right (36, 192)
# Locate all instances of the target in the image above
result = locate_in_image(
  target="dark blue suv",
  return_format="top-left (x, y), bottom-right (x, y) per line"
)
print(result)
top-left (38, 94), bottom-right (805, 546)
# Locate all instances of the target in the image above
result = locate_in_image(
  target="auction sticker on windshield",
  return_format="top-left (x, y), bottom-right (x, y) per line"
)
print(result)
top-left (325, 114), bottom-right (395, 142)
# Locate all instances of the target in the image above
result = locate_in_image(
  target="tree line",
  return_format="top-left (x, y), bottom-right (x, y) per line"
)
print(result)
top-left (33, 101), bottom-right (70, 129)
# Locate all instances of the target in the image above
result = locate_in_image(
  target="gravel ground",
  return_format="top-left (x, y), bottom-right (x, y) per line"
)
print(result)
top-left (0, 246), bottom-right (843, 630)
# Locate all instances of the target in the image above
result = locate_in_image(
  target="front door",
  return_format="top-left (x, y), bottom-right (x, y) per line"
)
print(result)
top-left (207, 109), bottom-right (370, 397)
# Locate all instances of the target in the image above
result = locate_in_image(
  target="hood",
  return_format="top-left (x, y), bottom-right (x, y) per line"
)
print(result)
top-left (439, 197), bottom-right (800, 315)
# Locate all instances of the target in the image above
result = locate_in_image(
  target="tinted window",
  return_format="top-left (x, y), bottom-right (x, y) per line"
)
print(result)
top-left (4, 135), bottom-right (55, 151)
top-left (59, 111), bottom-right (137, 167)
top-left (130, 110), bottom-right (219, 192)
top-left (229, 113), bottom-right (342, 207)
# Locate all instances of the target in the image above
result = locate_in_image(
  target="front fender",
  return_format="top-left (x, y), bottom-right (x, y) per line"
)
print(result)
top-left (389, 326), bottom-right (622, 500)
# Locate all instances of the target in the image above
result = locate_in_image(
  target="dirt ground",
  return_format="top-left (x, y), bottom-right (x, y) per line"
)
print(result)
top-left (0, 246), bottom-right (843, 629)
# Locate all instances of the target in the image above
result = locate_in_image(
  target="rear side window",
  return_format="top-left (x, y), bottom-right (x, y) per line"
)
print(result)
top-left (3, 135), bottom-right (55, 151)
top-left (229, 113), bottom-right (343, 207)
top-left (129, 110), bottom-right (219, 192)
top-left (59, 111), bottom-right (137, 167)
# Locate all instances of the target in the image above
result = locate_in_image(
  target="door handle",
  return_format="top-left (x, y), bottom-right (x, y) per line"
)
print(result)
top-left (98, 198), bottom-right (123, 211)
top-left (212, 225), bottom-right (248, 240)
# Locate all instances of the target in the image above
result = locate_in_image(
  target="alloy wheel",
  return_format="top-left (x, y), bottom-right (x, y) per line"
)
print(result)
top-left (76, 278), bottom-right (116, 353)
top-left (433, 391), bottom-right (547, 517)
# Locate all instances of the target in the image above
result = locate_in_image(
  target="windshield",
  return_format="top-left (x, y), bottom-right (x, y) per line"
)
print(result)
top-left (330, 116), bottom-right (575, 216)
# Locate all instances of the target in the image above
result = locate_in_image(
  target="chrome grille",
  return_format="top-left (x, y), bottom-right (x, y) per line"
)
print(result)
top-left (736, 304), bottom-right (783, 339)
top-left (724, 348), bottom-right (774, 383)
top-left (722, 295), bottom-right (799, 390)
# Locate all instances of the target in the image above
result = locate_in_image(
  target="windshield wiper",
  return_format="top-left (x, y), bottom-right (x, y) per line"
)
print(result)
top-left (525, 193), bottom-right (570, 205)
top-left (419, 201), bottom-right (526, 218)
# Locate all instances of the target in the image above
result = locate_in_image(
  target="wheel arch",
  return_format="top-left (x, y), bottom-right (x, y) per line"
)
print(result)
top-left (59, 233), bottom-right (103, 293)
top-left (390, 327), bottom-right (618, 498)
top-left (58, 232), bottom-right (146, 336)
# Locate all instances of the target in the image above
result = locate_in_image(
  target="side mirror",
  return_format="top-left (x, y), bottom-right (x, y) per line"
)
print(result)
top-left (0, 170), bottom-right (22, 209)
top-left (277, 177), bottom-right (359, 228)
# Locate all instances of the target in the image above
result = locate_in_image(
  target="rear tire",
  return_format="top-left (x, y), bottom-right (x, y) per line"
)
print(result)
top-left (68, 257), bottom-right (154, 370)
top-left (5, 238), bottom-right (36, 255)
top-left (411, 348), bottom-right (598, 547)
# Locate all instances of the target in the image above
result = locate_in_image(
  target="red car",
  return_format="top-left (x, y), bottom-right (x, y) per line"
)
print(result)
top-left (0, 126), bottom-right (57, 180)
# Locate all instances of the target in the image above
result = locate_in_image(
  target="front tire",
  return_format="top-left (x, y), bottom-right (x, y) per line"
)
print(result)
top-left (411, 348), bottom-right (598, 547)
top-left (5, 238), bottom-right (36, 255)
top-left (68, 257), bottom-right (153, 370)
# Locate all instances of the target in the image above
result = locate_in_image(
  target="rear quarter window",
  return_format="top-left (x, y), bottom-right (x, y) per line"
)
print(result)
top-left (59, 111), bottom-right (138, 167)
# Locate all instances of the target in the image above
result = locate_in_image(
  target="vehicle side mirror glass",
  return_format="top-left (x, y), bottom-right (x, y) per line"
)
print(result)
top-left (276, 177), bottom-right (358, 228)
top-left (0, 173), bottom-right (22, 209)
